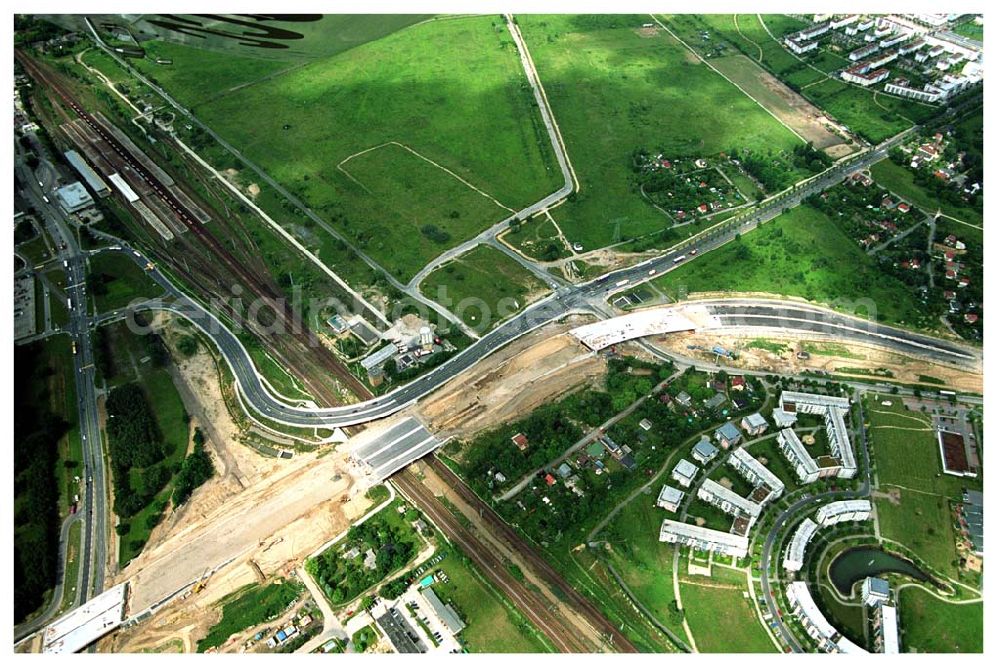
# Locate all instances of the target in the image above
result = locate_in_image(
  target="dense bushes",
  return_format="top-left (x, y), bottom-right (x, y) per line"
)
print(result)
top-left (197, 581), bottom-right (302, 652)
top-left (105, 383), bottom-right (172, 518)
top-left (306, 513), bottom-right (419, 606)
top-left (172, 428), bottom-right (215, 506)
top-left (14, 343), bottom-right (67, 622)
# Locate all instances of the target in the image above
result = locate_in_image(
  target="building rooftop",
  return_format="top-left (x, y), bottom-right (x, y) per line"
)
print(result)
top-left (692, 437), bottom-right (718, 460)
top-left (729, 447), bottom-right (784, 493)
top-left (816, 499), bottom-right (872, 523)
top-left (705, 393), bottom-right (727, 409)
top-left (866, 576), bottom-right (891, 596)
top-left (673, 458), bottom-right (698, 479)
top-left (786, 581), bottom-right (838, 639)
top-left (64, 149), bottom-right (109, 195)
top-left (699, 478), bottom-right (763, 518)
top-left (785, 518), bottom-right (819, 568)
top-left (715, 421), bottom-right (742, 442)
top-left (880, 604), bottom-right (899, 654)
top-left (422, 587), bottom-right (466, 635)
top-left (659, 519), bottom-right (749, 552)
top-left (781, 390), bottom-right (851, 412)
top-left (743, 412), bottom-right (767, 429)
top-left (54, 181), bottom-right (94, 212)
top-left (361, 343), bottom-right (398, 372)
top-left (657, 484), bottom-right (684, 508)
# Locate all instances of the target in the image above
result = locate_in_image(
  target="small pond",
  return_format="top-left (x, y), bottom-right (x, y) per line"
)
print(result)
top-left (828, 545), bottom-right (933, 596)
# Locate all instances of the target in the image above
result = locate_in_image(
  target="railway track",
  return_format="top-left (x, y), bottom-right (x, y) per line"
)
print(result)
top-left (392, 470), bottom-right (591, 653)
top-left (423, 455), bottom-right (639, 652)
top-left (17, 51), bottom-right (371, 401)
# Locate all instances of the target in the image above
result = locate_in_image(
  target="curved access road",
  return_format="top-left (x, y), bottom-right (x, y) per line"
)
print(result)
top-left (83, 118), bottom-right (975, 431)
top-left (117, 235), bottom-right (979, 433)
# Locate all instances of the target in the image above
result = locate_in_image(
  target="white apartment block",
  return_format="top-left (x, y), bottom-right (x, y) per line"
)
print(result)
top-left (728, 447), bottom-right (784, 501)
top-left (781, 391), bottom-right (851, 414)
top-left (849, 43), bottom-right (880, 61)
top-left (659, 519), bottom-right (749, 558)
top-left (697, 478), bottom-right (763, 519)
top-left (783, 517), bottom-right (819, 572)
top-left (874, 603), bottom-right (900, 654)
top-left (830, 15), bottom-right (859, 30)
top-left (779, 392), bottom-right (856, 479)
top-left (777, 428), bottom-right (820, 483)
top-left (786, 38), bottom-right (818, 55)
top-left (815, 499), bottom-right (872, 526)
top-left (824, 406), bottom-right (857, 479)
top-left (786, 582), bottom-right (869, 654)
top-left (885, 80), bottom-right (943, 102)
top-left (786, 582), bottom-right (838, 651)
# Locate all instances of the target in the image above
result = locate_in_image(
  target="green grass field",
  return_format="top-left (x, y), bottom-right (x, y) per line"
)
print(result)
top-left (337, 143), bottom-right (512, 277)
top-left (897, 586), bottom-right (982, 652)
top-left (430, 551), bottom-right (551, 652)
top-left (129, 16), bottom-right (433, 105)
top-left (876, 492), bottom-right (959, 579)
top-left (866, 397), bottom-right (980, 582)
top-left (867, 399), bottom-right (947, 493)
top-left (87, 252), bottom-right (162, 313)
top-left (58, 520), bottom-right (83, 614)
top-left (198, 580), bottom-right (303, 652)
top-left (601, 493), bottom-right (687, 641)
top-left (419, 245), bottom-right (549, 333)
top-left (155, 15), bottom-right (560, 281)
top-left (518, 14), bottom-right (806, 251)
top-left (815, 582), bottom-right (866, 645)
top-left (950, 19), bottom-right (983, 42)
top-left (17, 233), bottom-right (52, 266)
top-left (655, 205), bottom-right (924, 326)
top-left (685, 499), bottom-right (735, 533)
top-left (679, 578), bottom-right (776, 652)
top-left (871, 159), bottom-right (983, 226)
top-left (745, 437), bottom-right (800, 491)
top-left (503, 216), bottom-right (572, 261)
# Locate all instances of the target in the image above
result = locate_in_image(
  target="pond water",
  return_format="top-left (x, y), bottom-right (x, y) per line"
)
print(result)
top-left (828, 545), bottom-right (932, 596)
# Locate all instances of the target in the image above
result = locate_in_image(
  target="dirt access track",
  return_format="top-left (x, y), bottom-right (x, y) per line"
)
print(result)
top-left (655, 329), bottom-right (982, 394)
top-left (712, 54), bottom-right (855, 157)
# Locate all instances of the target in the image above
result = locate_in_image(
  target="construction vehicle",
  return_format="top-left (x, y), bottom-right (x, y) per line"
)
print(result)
top-left (191, 570), bottom-right (211, 594)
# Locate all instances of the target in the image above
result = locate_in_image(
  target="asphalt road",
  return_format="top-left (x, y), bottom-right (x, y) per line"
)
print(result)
top-left (113, 157), bottom-right (978, 432)
top-left (14, 148), bottom-right (110, 641)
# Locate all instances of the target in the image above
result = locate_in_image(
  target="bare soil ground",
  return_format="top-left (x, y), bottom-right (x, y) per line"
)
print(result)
top-left (102, 317), bottom-right (381, 650)
top-left (115, 449), bottom-right (354, 613)
top-left (416, 315), bottom-right (606, 437)
top-left (652, 329), bottom-right (982, 393)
